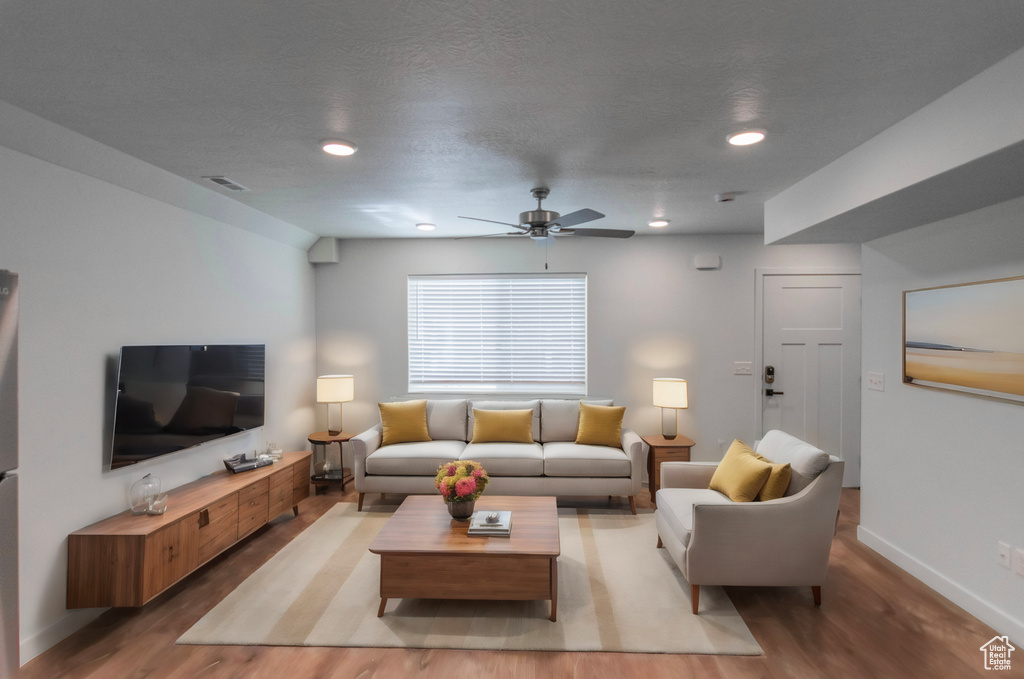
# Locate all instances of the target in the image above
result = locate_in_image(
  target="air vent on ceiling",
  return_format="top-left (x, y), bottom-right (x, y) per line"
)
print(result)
top-left (203, 176), bottom-right (250, 192)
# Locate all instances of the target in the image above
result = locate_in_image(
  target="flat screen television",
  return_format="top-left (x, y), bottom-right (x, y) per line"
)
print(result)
top-left (105, 344), bottom-right (265, 471)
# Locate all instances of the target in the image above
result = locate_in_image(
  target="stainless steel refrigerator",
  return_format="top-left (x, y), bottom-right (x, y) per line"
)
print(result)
top-left (0, 271), bottom-right (18, 677)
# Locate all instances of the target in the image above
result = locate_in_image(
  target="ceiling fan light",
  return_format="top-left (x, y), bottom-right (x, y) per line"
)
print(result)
top-left (727, 129), bottom-right (766, 146)
top-left (322, 139), bottom-right (357, 156)
top-left (648, 219), bottom-right (670, 228)
top-left (416, 223), bottom-right (436, 231)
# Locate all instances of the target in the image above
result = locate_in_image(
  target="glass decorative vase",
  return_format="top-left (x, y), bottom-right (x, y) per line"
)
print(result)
top-left (446, 499), bottom-right (475, 521)
top-left (129, 473), bottom-right (161, 515)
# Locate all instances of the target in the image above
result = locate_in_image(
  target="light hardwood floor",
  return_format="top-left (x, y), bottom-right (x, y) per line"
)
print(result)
top-left (18, 486), bottom-right (1022, 678)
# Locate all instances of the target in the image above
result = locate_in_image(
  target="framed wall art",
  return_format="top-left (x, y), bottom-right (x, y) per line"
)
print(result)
top-left (903, 275), bottom-right (1024, 403)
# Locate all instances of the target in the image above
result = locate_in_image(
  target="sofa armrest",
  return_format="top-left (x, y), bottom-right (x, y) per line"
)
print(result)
top-left (660, 461), bottom-right (718, 489)
top-left (351, 424), bottom-right (382, 491)
top-left (621, 428), bottom-right (644, 495)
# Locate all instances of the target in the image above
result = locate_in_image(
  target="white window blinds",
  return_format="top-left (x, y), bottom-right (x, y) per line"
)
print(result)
top-left (408, 273), bottom-right (587, 395)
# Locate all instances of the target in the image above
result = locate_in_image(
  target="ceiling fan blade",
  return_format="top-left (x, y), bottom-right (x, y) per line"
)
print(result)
top-left (458, 215), bottom-right (529, 231)
top-left (454, 232), bottom-right (525, 240)
top-left (545, 208), bottom-right (604, 229)
top-left (561, 228), bottom-right (635, 239)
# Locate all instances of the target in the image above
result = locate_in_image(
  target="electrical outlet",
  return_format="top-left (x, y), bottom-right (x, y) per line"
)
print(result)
top-left (733, 361), bottom-right (753, 376)
top-left (998, 542), bottom-right (1011, 568)
top-left (867, 372), bottom-right (885, 391)
top-left (1014, 548), bottom-right (1024, 577)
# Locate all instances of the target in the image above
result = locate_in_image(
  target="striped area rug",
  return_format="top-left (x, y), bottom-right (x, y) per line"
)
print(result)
top-left (178, 502), bottom-right (762, 655)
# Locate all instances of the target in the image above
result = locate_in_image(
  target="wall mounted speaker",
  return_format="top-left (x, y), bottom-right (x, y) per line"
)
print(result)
top-left (693, 254), bottom-right (721, 270)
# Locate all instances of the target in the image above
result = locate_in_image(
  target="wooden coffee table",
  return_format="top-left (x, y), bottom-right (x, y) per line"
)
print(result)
top-left (368, 495), bottom-right (561, 621)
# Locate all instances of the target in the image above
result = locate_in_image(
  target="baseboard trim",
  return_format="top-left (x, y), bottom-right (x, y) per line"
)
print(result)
top-left (858, 525), bottom-right (1023, 646)
top-left (20, 608), bottom-right (105, 666)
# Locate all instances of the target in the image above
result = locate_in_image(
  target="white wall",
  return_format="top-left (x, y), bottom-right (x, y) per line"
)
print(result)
top-left (313, 235), bottom-right (859, 461)
top-left (859, 196), bottom-right (1024, 645)
top-left (1, 142), bottom-right (317, 662)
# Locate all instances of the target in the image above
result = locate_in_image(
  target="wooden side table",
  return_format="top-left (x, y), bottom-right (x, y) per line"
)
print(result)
top-left (307, 431), bottom-right (353, 493)
top-left (641, 434), bottom-right (695, 508)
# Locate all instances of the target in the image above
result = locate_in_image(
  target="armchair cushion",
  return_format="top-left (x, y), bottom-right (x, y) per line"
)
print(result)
top-left (755, 430), bottom-right (829, 495)
top-left (708, 439), bottom-right (772, 502)
top-left (655, 488), bottom-right (734, 547)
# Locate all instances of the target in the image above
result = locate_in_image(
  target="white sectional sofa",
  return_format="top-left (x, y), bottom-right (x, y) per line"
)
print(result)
top-left (351, 398), bottom-right (644, 513)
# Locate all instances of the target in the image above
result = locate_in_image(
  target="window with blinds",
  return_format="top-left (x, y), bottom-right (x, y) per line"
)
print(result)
top-left (408, 273), bottom-right (587, 395)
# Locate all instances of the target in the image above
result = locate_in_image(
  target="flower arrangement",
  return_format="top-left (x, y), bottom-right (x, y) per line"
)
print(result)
top-left (434, 459), bottom-right (489, 502)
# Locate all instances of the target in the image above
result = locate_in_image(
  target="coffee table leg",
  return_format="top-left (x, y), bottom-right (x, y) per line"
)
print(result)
top-left (377, 598), bottom-right (388, 617)
top-left (549, 557), bottom-right (558, 622)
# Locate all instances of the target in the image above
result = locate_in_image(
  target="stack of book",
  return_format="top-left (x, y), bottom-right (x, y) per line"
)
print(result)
top-left (467, 510), bottom-right (512, 537)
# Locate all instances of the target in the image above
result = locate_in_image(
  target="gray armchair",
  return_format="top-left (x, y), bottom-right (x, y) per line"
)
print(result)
top-left (654, 430), bottom-right (844, 614)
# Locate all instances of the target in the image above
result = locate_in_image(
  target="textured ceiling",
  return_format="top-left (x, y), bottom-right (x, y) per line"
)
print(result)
top-left (2, 1), bottom-right (1023, 240)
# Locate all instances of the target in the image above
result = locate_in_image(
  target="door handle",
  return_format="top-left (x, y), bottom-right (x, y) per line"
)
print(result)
top-left (765, 388), bottom-right (784, 396)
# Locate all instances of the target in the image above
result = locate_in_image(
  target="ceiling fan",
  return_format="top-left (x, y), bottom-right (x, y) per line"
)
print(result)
top-left (458, 187), bottom-right (634, 240)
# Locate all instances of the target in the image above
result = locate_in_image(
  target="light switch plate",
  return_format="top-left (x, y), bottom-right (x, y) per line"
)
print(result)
top-left (1014, 548), bottom-right (1024, 577)
top-left (734, 361), bottom-right (753, 375)
top-left (998, 541), bottom-right (1011, 568)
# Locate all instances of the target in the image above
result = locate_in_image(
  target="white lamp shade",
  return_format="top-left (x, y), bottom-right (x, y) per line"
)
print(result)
top-left (317, 374), bottom-right (354, 403)
top-left (653, 378), bottom-right (688, 409)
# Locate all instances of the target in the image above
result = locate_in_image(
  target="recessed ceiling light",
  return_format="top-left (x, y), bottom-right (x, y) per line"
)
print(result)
top-left (416, 223), bottom-right (436, 231)
top-left (648, 219), bottom-right (670, 228)
top-left (727, 129), bottom-right (766, 146)
top-left (321, 139), bottom-right (357, 156)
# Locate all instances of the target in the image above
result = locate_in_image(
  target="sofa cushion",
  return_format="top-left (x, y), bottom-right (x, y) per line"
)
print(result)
top-left (542, 442), bottom-right (631, 477)
top-left (471, 408), bottom-right (534, 443)
top-left (575, 403), bottom-right (626, 448)
top-left (379, 399), bottom-right (431, 446)
top-left (540, 399), bottom-right (613, 443)
top-left (655, 488), bottom-right (734, 547)
top-left (755, 430), bottom-right (830, 496)
top-left (470, 400), bottom-right (540, 441)
top-left (365, 440), bottom-right (466, 475)
top-left (708, 439), bottom-right (772, 502)
top-left (426, 399), bottom-right (468, 441)
top-left (461, 442), bottom-right (544, 476)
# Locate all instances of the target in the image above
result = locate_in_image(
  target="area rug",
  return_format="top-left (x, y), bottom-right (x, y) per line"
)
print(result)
top-left (178, 503), bottom-right (762, 655)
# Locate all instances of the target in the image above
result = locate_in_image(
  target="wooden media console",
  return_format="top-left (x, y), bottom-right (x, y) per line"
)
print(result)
top-left (67, 450), bottom-right (311, 608)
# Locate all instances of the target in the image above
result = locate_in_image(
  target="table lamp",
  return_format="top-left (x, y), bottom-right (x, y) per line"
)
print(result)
top-left (317, 374), bottom-right (354, 435)
top-left (653, 377), bottom-right (688, 439)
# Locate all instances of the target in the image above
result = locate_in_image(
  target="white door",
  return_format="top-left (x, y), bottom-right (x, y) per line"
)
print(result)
top-left (760, 274), bottom-right (861, 486)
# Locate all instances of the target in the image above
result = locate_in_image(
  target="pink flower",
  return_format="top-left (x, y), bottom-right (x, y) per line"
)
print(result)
top-left (440, 483), bottom-right (450, 498)
top-left (472, 469), bottom-right (484, 478)
top-left (446, 463), bottom-right (457, 477)
top-left (455, 477), bottom-right (477, 497)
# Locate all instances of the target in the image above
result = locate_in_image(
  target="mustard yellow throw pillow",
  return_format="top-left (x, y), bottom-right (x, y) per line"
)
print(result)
top-left (753, 452), bottom-right (792, 502)
top-left (708, 439), bottom-right (772, 502)
top-left (575, 403), bottom-right (626, 447)
top-left (471, 408), bottom-right (535, 443)
top-left (379, 399), bottom-right (431, 446)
